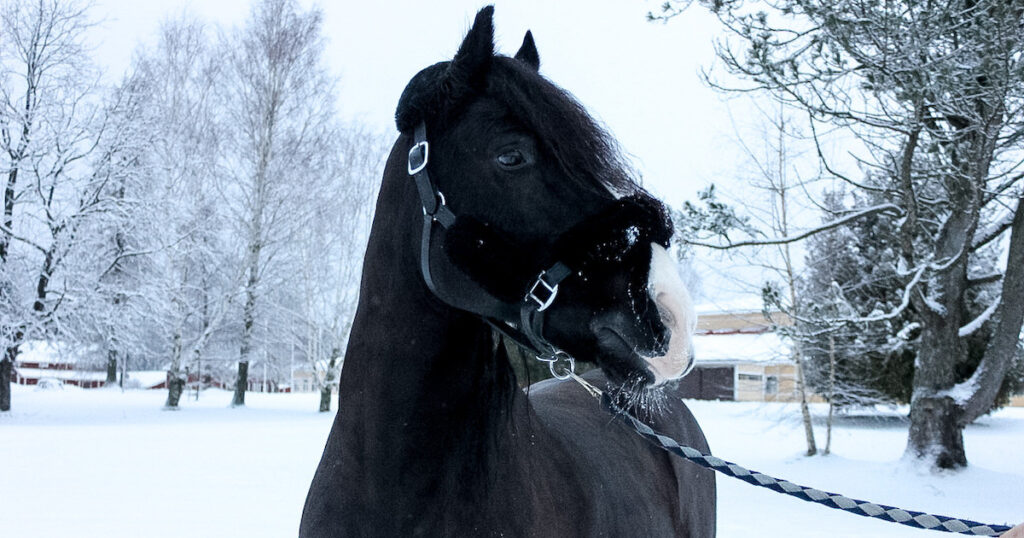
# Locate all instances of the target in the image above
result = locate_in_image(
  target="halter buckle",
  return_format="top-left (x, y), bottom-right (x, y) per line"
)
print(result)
top-left (527, 271), bottom-right (559, 311)
top-left (408, 141), bottom-right (429, 175)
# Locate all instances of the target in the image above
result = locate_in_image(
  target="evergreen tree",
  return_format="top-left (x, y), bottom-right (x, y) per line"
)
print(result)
top-left (796, 187), bottom-right (1024, 411)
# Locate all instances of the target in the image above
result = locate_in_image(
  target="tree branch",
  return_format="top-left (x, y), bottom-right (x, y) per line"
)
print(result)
top-left (684, 203), bottom-right (902, 249)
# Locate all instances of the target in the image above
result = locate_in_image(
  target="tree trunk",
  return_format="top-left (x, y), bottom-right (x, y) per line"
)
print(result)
top-left (119, 354), bottom-right (129, 389)
top-left (32, 247), bottom-right (54, 314)
top-left (1, 166), bottom-right (18, 411)
top-left (906, 202), bottom-right (974, 468)
top-left (779, 178), bottom-right (816, 457)
top-left (319, 385), bottom-right (332, 412)
top-left (165, 370), bottom-right (185, 408)
top-left (0, 355), bottom-right (11, 412)
top-left (192, 347), bottom-right (203, 402)
top-left (907, 395), bottom-right (966, 468)
top-left (825, 332), bottom-right (835, 456)
top-left (233, 241), bottom-right (261, 408)
top-left (794, 352), bottom-right (817, 456)
top-left (106, 350), bottom-right (118, 383)
top-left (232, 361), bottom-right (249, 407)
top-left (319, 349), bottom-right (340, 412)
top-left (960, 199), bottom-right (1024, 424)
top-left (165, 327), bottom-right (184, 407)
top-left (1, 341), bottom-right (21, 411)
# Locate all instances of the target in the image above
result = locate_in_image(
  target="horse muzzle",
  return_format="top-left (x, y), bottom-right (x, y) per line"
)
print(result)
top-left (641, 244), bottom-right (697, 385)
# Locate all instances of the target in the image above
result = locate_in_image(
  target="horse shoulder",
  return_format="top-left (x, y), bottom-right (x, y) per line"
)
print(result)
top-left (525, 370), bottom-right (716, 537)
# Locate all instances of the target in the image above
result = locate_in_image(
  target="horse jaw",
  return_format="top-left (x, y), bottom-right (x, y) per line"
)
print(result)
top-left (643, 244), bottom-right (697, 385)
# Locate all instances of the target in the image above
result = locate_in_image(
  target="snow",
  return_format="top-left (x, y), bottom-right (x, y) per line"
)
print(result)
top-left (693, 331), bottom-right (790, 363)
top-left (695, 296), bottom-right (765, 315)
top-left (959, 298), bottom-right (1000, 337)
top-left (17, 340), bottom-right (92, 365)
top-left (3, 385), bottom-right (1022, 537)
top-left (12, 368), bottom-right (107, 382)
top-left (972, 210), bottom-right (1015, 248)
top-left (896, 321), bottom-right (921, 340)
top-left (923, 295), bottom-right (948, 316)
top-left (124, 370), bottom-right (170, 388)
top-left (941, 376), bottom-right (981, 406)
top-left (14, 369), bottom-right (167, 388)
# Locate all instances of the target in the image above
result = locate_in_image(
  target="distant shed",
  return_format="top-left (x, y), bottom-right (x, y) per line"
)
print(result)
top-left (677, 310), bottom-right (812, 402)
top-left (12, 341), bottom-right (167, 390)
top-left (12, 341), bottom-right (106, 388)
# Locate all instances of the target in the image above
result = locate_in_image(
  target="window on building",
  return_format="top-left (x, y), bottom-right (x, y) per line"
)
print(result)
top-left (738, 373), bottom-right (762, 381)
top-left (765, 376), bottom-right (779, 395)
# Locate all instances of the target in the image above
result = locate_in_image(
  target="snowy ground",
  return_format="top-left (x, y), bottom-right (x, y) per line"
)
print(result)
top-left (2, 384), bottom-right (1021, 537)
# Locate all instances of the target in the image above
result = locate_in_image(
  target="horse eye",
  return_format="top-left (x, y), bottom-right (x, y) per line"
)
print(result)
top-left (496, 149), bottom-right (526, 168)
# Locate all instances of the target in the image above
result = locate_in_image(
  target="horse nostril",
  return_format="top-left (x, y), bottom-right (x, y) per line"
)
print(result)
top-left (592, 314), bottom-right (671, 359)
top-left (654, 291), bottom-right (677, 329)
top-left (593, 326), bottom-right (634, 357)
top-left (653, 331), bottom-right (671, 356)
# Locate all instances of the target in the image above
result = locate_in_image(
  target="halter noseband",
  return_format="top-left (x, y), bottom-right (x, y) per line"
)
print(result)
top-left (408, 122), bottom-right (574, 376)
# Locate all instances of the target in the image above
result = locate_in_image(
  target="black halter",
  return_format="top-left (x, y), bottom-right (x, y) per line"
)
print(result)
top-left (407, 122), bottom-right (573, 365)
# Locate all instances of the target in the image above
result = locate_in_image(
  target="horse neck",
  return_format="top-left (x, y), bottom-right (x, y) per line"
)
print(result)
top-left (335, 140), bottom-right (528, 505)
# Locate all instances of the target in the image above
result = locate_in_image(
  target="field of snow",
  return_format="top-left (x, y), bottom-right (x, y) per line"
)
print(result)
top-left (2, 383), bottom-right (1021, 537)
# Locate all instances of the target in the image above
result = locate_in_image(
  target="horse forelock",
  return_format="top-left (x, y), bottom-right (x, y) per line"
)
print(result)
top-left (394, 55), bottom-right (642, 200)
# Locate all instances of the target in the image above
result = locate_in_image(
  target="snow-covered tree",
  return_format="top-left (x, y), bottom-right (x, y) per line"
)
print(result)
top-left (57, 65), bottom-right (170, 386)
top-left (659, 0), bottom-right (1024, 468)
top-left (218, 0), bottom-right (345, 407)
top-left (796, 188), bottom-right (916, 408)
top-left (0, 0), bottom-right (134, 410)
top-left (798, 187), bottom-right (1023, 415)
top-left (286, 124), bottom-right (384, 411)
top-left (118, 15), bottom-right (239, 407)
top-left (674, 106), bottom-right (827, 455)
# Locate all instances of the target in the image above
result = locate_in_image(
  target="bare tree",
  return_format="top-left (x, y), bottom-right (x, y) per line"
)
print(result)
top-left (748, 110), bottom-right (819, 456)
top-left (676, 104), bottom-right (824, 455)
top-left (122, 16), bottom-right (238, 408)
top-left (288, 124), bottom-right (384, 411)
top-left (0, 0), bottom-right (105, 411)
top-left (218, 0), bottom-right (341, 407)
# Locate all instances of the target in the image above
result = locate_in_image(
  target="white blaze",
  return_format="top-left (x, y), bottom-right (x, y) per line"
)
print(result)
top-left (643, 243), bottom-right (697, 385)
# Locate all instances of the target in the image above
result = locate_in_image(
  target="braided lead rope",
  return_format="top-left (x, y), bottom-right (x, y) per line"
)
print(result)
top-left (564, 372), bottom-right (1015, 537)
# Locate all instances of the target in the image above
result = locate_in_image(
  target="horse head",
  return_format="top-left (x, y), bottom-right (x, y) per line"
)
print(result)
top-left (392, 6), bottom-right (696, 389)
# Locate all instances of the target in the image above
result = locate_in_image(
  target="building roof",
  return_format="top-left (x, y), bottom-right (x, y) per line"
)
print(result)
top-left (16, 340), bottom-right (92, 365)
top-left (128, 371), bottom-right (168, 389)
top-left (14, 368), bottom-right (107, 382)
top-left (692, 331), bottom-right (791, 364)
top-left (695, 310), bottom-right (792, 333)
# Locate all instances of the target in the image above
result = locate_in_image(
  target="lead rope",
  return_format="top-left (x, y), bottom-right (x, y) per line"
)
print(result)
top-left (563, 371), bottom-right (1016, 537)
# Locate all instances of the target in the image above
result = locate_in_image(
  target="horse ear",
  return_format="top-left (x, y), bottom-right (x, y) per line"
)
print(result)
top-left (450, 6), bottom-right (495, 87)
top-left (514, 31), bottom-right (540, 71)
top-left (395, 7), bottom-right (494, 132)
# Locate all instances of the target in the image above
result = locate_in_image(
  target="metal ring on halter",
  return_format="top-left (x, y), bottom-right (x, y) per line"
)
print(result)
top-left (542, 351), bottom-right (575, 380)
top-left (424, 191), bottom-right (447, 217)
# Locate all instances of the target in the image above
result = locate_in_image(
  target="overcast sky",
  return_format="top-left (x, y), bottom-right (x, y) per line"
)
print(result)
top-left (90, 0), bottom-right (755, 203)
top-left (87, 0), bottom-right (810, 309)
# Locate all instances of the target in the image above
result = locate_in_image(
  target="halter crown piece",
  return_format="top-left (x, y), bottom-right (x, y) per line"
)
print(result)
top-left (407, 123), bottom-right (576, 379)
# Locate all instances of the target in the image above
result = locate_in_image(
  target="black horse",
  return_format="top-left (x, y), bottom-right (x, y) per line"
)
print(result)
top-left (300, 7), bottom-right (715, 537)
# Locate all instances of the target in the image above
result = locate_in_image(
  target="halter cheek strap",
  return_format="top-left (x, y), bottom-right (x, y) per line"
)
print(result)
top-left (407, 122), bottom-right (572, 371)
top-left (409, 123), bottom-right (455, 296)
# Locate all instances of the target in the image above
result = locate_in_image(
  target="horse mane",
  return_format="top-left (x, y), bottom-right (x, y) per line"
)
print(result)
top-left (395, 55), bottom-right (641, 199)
